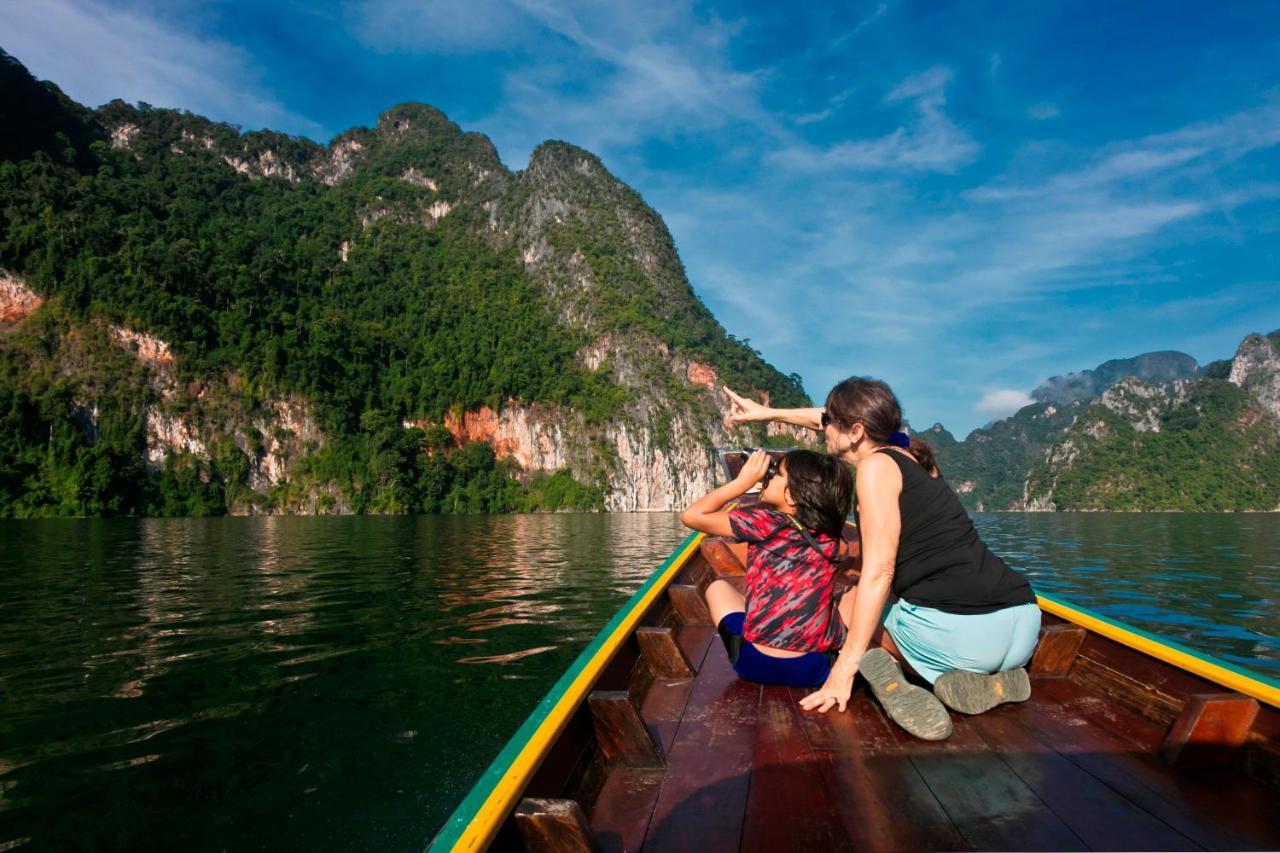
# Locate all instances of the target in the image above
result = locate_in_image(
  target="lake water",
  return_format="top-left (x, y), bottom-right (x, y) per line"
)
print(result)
top-left (1, 513), bottom-right (1277, 850)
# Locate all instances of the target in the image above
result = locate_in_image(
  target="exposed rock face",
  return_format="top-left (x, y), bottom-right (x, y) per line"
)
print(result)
top-left (1032, 351), bottom-right (1199, 406)
top-left (687, 361), bottom-right (718, 389)
top-left (938, 350), bottom-right (1204, 510)
top-left (314, 137), bottom-right (366, 185)
top-left (1022, 345), bottom-right (1280, 511)
top-left (416, 397), bottom-right (811, 511)
top-left (1229, 332), bottom-right (1280, 421)
top-left (109, 123), bottom-right (139, 149)
top-left (223, 150), bottom-right (299, 182)
top-left (1096, 377), bottom-right (1185, 433)
top-left (401, 168), bottom-right (438, 190)
top-left (104, 321), bottom-right (326, 505)
top-left (0, 273), bottom-right (42, 325)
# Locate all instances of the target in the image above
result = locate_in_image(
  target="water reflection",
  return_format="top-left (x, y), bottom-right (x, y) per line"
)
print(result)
top-left (0, 514), bottom-right (687, 852)
top-left (1, 512), bottom-right (1276, 852)
top-left (976, 513), bottom-right (1280, 671)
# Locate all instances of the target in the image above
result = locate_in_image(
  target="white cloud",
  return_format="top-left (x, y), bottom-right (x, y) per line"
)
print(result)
top-left (769, 66), bottom-right (978, 173)
top-left (0, 0), bottom-right (326, 139)
top-left (977, 389), bottom-right (1035, 417)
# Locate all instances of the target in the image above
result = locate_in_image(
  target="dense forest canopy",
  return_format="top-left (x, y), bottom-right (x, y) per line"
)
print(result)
top-left (0, 48), bottom-right (805, 517)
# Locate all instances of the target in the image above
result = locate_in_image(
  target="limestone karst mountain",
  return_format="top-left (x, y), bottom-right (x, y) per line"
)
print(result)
top-left (0, 48), bottom-right (807, 516)
top-left (933, 333), bottom-right (1280, 512)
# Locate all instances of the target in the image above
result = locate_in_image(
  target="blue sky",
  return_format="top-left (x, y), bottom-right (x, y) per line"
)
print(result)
top-left (3, 0), bottom-right (1279, 435)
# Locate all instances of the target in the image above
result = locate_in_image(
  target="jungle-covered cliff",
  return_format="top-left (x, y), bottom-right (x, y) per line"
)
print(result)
top-left (0, 48), bottom-right (808, 517)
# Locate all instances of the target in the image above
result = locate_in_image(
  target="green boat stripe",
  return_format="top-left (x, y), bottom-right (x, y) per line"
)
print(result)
top-left (426, 529), bottom-right (701, 852)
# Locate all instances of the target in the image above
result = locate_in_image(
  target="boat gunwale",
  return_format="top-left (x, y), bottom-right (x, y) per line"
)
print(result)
top-left (427, 530), bottom-right (705, 853)
top-left (1037, 592), bottom-right (1280, 708)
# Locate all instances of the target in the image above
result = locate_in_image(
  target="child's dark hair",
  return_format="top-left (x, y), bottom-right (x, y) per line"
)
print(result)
top-left (781, 449), bottom-right (853, 539)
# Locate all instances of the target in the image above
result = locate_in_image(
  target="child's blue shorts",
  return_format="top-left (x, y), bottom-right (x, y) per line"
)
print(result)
top-left (717, 612), bottom-right (835, 688)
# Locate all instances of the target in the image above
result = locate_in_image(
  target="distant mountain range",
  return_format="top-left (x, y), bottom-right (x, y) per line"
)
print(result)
top-left (929, 332), bottom-right (1280, 511)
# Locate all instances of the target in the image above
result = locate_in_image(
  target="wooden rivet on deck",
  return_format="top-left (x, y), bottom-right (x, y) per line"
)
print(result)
top-left (668, 584), bottom-right (712, 626)
top-left (1159, 693), bottom-right (1259, 769)
top-left (514, 797), bottom-right (602, 853)
top-left (1029, 624), bottom-right (1086, 677)
top-left (588, 690), bottom-right (664, 768)
top-left (636, 626), bottom-right (696, 678)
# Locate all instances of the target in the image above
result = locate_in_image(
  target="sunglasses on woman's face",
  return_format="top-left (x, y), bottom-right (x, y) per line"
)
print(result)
top-left (821, 410), bottom-right (832, 429)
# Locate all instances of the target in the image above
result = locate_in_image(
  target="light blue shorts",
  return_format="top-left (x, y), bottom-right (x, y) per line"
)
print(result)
top-left (882, 600), bottom-right (1041, 684)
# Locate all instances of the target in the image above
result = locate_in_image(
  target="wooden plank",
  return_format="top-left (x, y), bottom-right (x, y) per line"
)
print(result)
top-left (740, 686), bottom-right (854, 853)
top-left (887, 712), bottom-right (1088, 850)
top-left (791, 688), bottom-right (967, 851)
top-left (700, 537), bottom-right (746, 576)
top-left (1069, 630), bottom-right (1237, 728)
top-left (638, 678), bottom-right (695, 756)
top-left (588, 768), bottom-right (665, 853)
top-left (969, 708), bottom-right (1199, 851)
top-left (636, 626), bottom-right (696, 678)
top-left (791, 686), bottom-right (900, 753)
top-left (668, 583), bottom-right (712, 626)
top-left (1160, 694), bottom-right (1260, 769)
top-left (588, 691), bottom-right (664, 768)
top-left (514, 797), bottom-right (601, 852)
top-left (637, 625), bottom-right (714, 754)
top-left (1071, 653), bottom-right (1183, 730)
top-left (640, 641), bottom-right (761, 853)
top-left (1016, 679), bottom-right (1280, 850)
top-left (1030, 623), bottom-right (1086, 677)
top-left (673, 624), bottom-right (714, 674)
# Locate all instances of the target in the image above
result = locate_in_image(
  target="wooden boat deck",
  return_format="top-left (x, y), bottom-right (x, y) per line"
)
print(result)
top-left (433, 534), bottom-right (1280, 852)
top-left (589, 621), bottom-right (1278, 852)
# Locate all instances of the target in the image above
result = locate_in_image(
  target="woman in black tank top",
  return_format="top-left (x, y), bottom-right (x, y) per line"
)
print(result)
top-left (725, 378), bottom-right (1040, 741)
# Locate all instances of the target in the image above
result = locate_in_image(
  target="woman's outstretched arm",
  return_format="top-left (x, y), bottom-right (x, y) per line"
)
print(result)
top-left (799, 452), bottom-right (902, 713)
top-left (724, 387), bottom-right (825, 431)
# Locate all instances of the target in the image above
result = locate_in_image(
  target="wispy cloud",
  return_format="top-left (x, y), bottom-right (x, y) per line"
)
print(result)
top-left (769, 66), bottom-right (978, 173)
top-left (0, 0), bottom-right (327, 139)
top-left (349, 0), bottom-right (784, 165)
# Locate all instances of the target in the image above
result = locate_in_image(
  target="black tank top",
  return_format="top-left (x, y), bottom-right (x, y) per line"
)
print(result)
top-left (873, 448), bottom-right (1035, 614)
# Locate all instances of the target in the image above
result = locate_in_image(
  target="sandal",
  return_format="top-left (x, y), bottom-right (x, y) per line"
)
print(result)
top-left (933, 667), bottom-right (1031, 715)
top-left (859, 648), bottom-right (952, 741)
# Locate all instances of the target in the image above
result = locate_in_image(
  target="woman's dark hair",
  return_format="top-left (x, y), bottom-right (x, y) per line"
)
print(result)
top-left (781, 449), bottom-right (853, 539)
top-left (824, 377), bottom-right (938, 475)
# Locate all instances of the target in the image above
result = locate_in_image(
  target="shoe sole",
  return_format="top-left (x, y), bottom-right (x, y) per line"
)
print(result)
top-left (933, 668), bottom-right (1032, 715)
top-left (859, 648), bottom-right (952, 741)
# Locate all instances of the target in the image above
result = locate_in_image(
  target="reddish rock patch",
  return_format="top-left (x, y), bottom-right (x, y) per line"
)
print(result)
top-left (0, 274), bottom-right (43, 326)
top-left (686, 361), bottom-right (718, 389)
top-left (442, 406), bottom-right (520, 459)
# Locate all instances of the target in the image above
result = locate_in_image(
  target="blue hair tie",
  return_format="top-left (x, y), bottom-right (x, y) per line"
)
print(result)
top-left (889, 431), bottom-right (911, 448)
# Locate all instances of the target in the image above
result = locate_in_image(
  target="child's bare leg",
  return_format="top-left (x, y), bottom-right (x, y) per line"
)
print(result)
top-left (704, 578), bottom-right (746, 626)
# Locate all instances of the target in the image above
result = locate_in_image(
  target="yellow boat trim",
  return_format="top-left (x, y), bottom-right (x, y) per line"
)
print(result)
top-left (448, 532), bottom-right (705, 852)
top-left (1037, 594), bottom-right (1280, 709)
